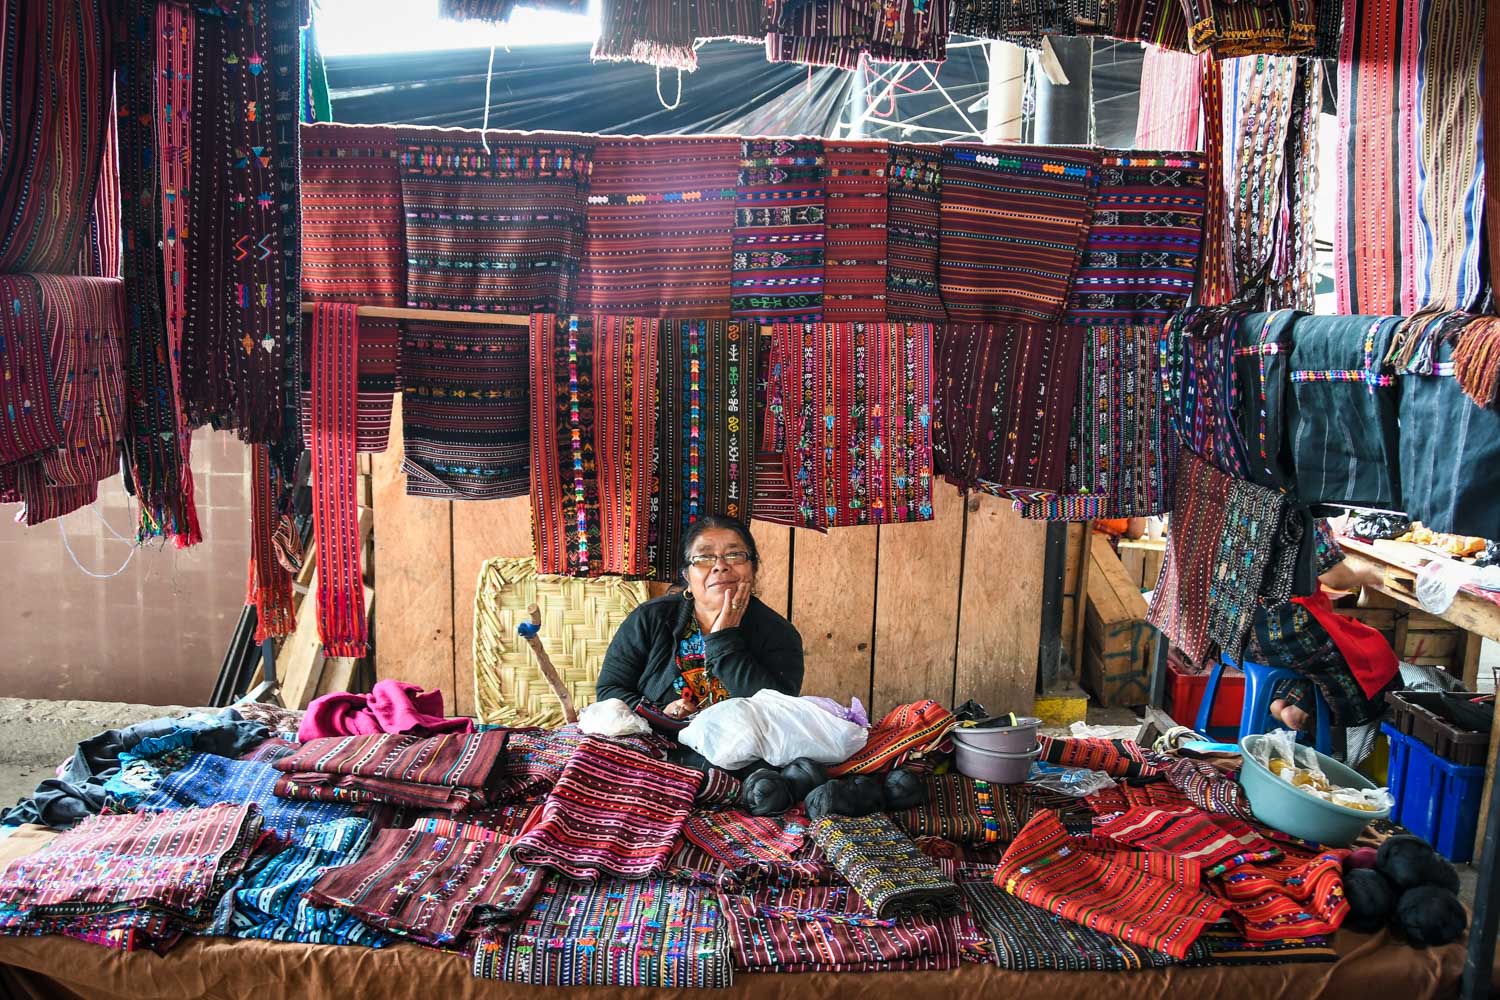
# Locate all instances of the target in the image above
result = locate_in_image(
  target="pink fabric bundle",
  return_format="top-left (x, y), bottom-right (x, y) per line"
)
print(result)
top-left (297, 680), bottom-right (474, 742)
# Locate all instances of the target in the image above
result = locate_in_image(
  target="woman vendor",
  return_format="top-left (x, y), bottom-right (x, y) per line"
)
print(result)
top-left (1256, 520), bottom-right (1401, 761)
top-left (597, 515), bottom-right (805, 731)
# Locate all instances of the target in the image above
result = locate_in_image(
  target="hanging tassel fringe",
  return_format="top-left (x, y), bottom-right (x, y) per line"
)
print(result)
top-left (1453, 315), bottom-right (1500, 409)
top-left (248, 443), bottom-right (296, 642)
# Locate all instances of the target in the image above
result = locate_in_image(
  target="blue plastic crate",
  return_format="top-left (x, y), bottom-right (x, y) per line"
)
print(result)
top-left (1381, 723), bottom-right (1487, 863)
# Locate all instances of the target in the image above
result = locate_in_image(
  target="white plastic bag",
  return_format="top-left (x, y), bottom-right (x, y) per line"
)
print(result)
top-left (679, 689), bottom-right (867, 769)
top-left (577, 698), bottom-right (652, 738)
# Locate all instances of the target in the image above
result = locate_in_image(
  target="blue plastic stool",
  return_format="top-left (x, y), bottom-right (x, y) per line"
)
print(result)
top-left (1195, 655), bottom-right (1333, 756)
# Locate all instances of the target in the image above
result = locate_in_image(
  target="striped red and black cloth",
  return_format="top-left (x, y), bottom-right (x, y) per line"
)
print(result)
top-left (994, 810), bottom-right (1226, 960)
top-left (576, 137), bottom-right (739, 318)
top-left (773, 321), bottom-right (934, 529)
top-left (1147, 450), bottom-right (1235, 665)
top-left (530, 313), bottom-right (660, 577)
top-left (885, 143), bottom-right (945, 323)
top-left (401, 135), bottom-right (594, 316)
top-left (934, 322), bottom-right (1086, 496)
top-left (731, 139), bottom-right (826, 324)
top-left (1211, 838), bottom-right (1349, 942)
top-left (306, 822), bottom-right (544, 948)
top-left (0, 803), bottom-right (263, 954)
top-left (510, 738), bottom-right (702, 880)
top-left (272, 731), bottom-right (510, 813)
top-left (822, 141), bottom-right (889, 322)
top-left (716, 883), bottom-right (987, 972)
top-left (309, 303), bottom-right (367, 658)
top-left (680, 809), bottom-right (829, 888)
top-left (0, 276), bottom-right (62, 469)
top-left (300, 317), bottom-right (400, 454)
top-left (0, 0), bottom-right (116, 274)
top-left (891, 774), bottom-right (1085, 846)
top-left (592, 0), bottom-right (763, 72)
top-left (400, 319), bottom-right (529, 500)
top-left (938, 145), bottom-right (1098, 325)
top-left (651, 318), bottom-right (757, 579)
top-left (8, 276), bottom-right (126, 526)
top-left (830, 699), bottom-right (955, 776)
top-left (768, 0), bottom-right (949, 69)
top-left (300, 123), bottom-right (407, 307)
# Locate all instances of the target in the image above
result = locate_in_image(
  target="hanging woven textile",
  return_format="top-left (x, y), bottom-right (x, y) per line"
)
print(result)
top-left (1231, 310), bottom-right (1300, 492)
top-left (1399, 336), bottom-right (1500, 540)
top-left (1134, 48), bottom-right (1204, 151)
top-left (993, 810), bottom-right (1226, 961)
top-left (1487, 0), bottom-right (1500, 308)
top-left (400, 319), bottom-right (529, 500)
top-left (247, 443), bottom-right (296, 642)
top-left (300, 124), bottom-right (407, 307)
top-left (886, 143), bottom-right (945, 324)
top-left (730, 139), bottom-right (826, 325)
top-left (11, 276), bottom-right (127, 527)
top-left (117, 0), bottom-right (197, 543)
top-left (822, 140), bottom-right (888, 323)
top-left (400, 134), bottom-right (594, 315)
top-left (1113, 0), bottom-right (1190, 50)
top-left (575, 137), bottom-right (739, 318)
top-left (651, 319), bottom-right (756, 580)
top-left (439, 0), bottom-right (588, 19)
top-left (1147, 450), bottom-right (1233, 665)
top-left (530, 314), bottom-right (660, 577)
top-left (0, 276), bottom-right (60, 469)
top-left (773, 322), bottom-right (934, 530)
top-left (767, 0), bottom-right (948, 69)
top-left (309, 303), bottom-right (366, 658)
top-left (934, 322), bottom-right (1085, 496)
top-left (938, 145), bottom-right (1098, 325)
top-left (0, 0), bottom-right (116, 274)
top-left (182, 0), bottom-right (302, 443)
top-left (299, 317), bottom-right (399, 453)
top-left (1287, 315), bottom-right (1402, 509)
top-left (1204, 477), bottom-right (1296, 663)
top-left (1179, 0), bottom-right (1313, 55)
top-left (1161, 308), bottom-right (1251, 480)
top-left (949, 0), bottom-right (1108, 47)
top-left (592, 0), bottom-right (763, 72)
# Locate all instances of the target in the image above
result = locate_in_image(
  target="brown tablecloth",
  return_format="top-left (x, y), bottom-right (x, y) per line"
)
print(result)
top-left (0, 825), bottom-right (1472, 1000)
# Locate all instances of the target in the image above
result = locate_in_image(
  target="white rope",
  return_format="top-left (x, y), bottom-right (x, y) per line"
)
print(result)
top-left (655, 65), bottom-right (683, 111)
top-left (480, 43), bottom-right (497, 154)
top-left (59, 508), bottom-right (139, 579)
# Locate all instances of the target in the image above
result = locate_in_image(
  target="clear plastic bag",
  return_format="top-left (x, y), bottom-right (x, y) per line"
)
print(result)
top-left (1026, 761), bottom-right (1118, 797)
top-left (577, 698), bottom-right (652, 738)
top-left (1253, 728), bottom-right (1394, 812)
top-left (680, 689), bottom-right (868, 769)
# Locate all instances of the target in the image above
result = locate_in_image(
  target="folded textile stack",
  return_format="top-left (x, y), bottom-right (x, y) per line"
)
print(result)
top-left (140, 753), bottom-right (357, 841)
top-left (812, 812), bottom-right (963, 918)
top-left (306, 821), bottom-right (544, 949)
top-left (680, 809), bottom-right (831, 889)
top-left (0, 803), bottom-right (263, 953)
top-left (272, 731), bottom-right (509, 812)
top-left (209, 817), bottom-right (389, 947)
top-left (716, 883), bottom-right (988, 972)
top-left (511, 738), bottom-right (702, 879)
top-left (473, 876), bottom-right (735, 987)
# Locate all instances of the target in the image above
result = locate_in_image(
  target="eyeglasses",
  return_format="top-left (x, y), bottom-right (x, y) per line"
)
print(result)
top-left (685, 550), bottom-right (752, 569)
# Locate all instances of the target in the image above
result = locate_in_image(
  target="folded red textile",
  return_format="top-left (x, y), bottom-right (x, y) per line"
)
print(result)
top-left (829, 699), bottom-right (955, 776)
top-left (273, 731), bottom-right (504, 813)
top-left (1210, 838), bottom-right (1349, 942)
top-left (1094, 807), bottom-right (1282, 877)
top-left (297, 679), bottom-right (474, 742)
top-left (994, 810), bottom-right (1227, 960)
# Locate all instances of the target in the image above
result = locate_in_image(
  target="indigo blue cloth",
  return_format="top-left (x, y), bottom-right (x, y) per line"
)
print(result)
top-left (139, 753), bottom-right (355, 841)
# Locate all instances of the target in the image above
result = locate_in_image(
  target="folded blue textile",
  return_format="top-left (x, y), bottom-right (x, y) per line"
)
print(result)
top-left (139, 753), bottom-right (356, 841)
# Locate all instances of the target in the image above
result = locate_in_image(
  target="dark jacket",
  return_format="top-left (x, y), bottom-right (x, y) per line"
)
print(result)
top-left (596, 594), bottom-right (805, 719)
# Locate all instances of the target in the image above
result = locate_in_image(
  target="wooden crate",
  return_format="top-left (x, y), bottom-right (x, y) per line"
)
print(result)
top-left (1083, 534), bottom-right (1153, 706)
top-left (1116, 537), bottom-right (1166, 592)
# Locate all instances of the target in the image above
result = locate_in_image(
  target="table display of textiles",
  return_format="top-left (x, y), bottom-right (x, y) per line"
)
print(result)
top-left (271, 731), bottom-right (509, 812)
top-left (138, 753), bottom-right (358, 841)
top-left (0, 804), bottom-right (263, 954)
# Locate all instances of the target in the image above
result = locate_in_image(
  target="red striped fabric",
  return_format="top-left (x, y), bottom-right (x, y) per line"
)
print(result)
top-left (829, 700), bottom-right (955, 776)
top-left (0, 276), bottom-right (60, 466)
top-left (575, 137), bottom-right (739, 318)
top-left (273, 731), bottom-right (510, 813)
top-left (885, 143), bottom-right (945, 323)
top-left (822, 141), bottom-right (889, 322)
top-left (310, 302), bottom-right (366, 658)
top-left (247, 443), bottom-right (295, 642)
top-left (1093, 807), bottom-right (1282, 877)
top-left (994, 810), bottom-right (1226, 960)
top-left (299, 317), bottom-right (399, 453)
top-left (1211, 839), bottom-right (1349, 942)
top-left (300, 124), bottom-right (407, 306)
top-left (510, 738), bottom-right (702, 880)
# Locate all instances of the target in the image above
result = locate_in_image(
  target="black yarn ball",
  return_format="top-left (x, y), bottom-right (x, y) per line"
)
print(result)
top-left (780, 758), bottom-right (830, 802)
top-left (805, 777), bottom-right (886, 822)
top-left (846, 775), bottom-right (886, 815)
top-left (1394, 886), bottom-right (1468, 948)
top-left (1342, 868), bottom-right (1397, 933)
top-left (740, 768), bottom-right (794, 816)
top-left (1377, 835), bottom-right (1459, 893)
top-left (803, 780), bottom-right (843, 823)
top-left (883, 769), bottom-right (927, 810)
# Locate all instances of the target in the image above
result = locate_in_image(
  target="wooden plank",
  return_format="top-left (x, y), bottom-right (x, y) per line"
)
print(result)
top-left (789, 525), bottom-right (878, 706)
top-left (871, 481), bottom-right (964, 714)
top-left (315, 582), bottom-right (376, 698)
top-left (451, 496), bottom-right (534, 718)
top-left (1071, 523), bottom-right (1092, 678)
top-left (279, 565), bottom-right (327, 710)
top-left (1460, 631), bottom-right (1484, 691)
top-left (954, 492), bottom-right (1046, 715)
top-left (1477, 692), bottom-right (1500, 854)
top-left (750, 522), bottom-right (793, 619)
top-left (372, 397), bottom-right (457, 703)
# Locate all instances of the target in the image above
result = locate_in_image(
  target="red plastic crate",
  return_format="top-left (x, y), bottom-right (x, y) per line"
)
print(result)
top-left (1166, 659), bottom-right (1245, 729)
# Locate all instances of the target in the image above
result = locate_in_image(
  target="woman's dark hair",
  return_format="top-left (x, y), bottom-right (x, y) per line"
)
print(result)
top-left (678, 514), bottom-right (760, 585)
